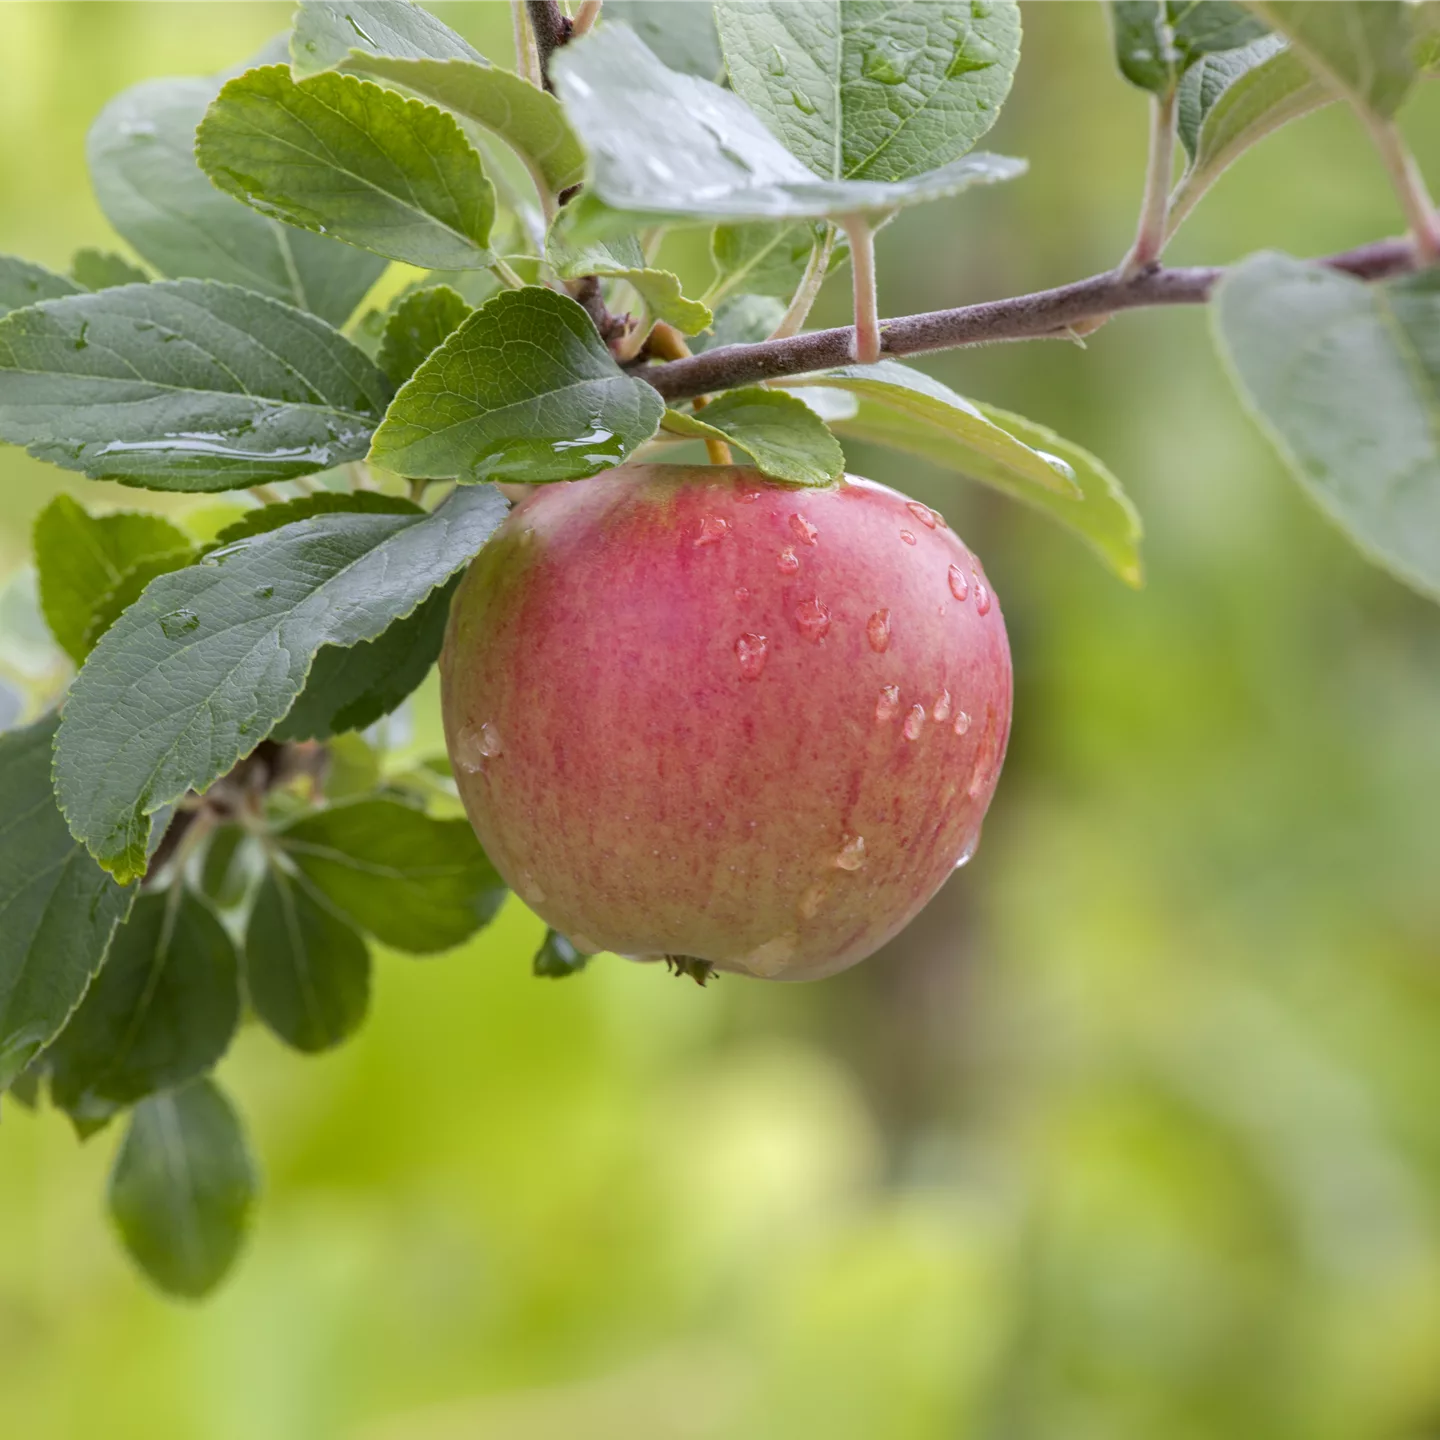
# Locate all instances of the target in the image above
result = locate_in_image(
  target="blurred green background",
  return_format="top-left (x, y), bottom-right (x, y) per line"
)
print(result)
top-left (4, 3), bottom-right (1440, 1437)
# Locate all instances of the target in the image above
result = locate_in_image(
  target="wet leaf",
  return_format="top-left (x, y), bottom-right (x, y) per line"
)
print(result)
top-left (54, 486), bottom-right (508, 882)
top-left (108, 1077), bottom-right (258, 1298)
top-left (551, 26), bottom-right (1025, 229)
top-left (0, 715), bottom-right (135, 1091)
top-left (89, 74), bottom-right (385, 327)
top-left (276, 797), bottom-right (507, 954)
top-left (369, 286), bottom-right (665, 483)
top-left (47, 888), bottom-right (239, 1131)
top-left (1110, 1), bottom-right (1269, 95)
top-left (0, 280), bottom-right (391, 490)
top-left (662, 387), bottom-right (844, 485)
top-left (1215, 252), bottom-right (1440, 602)
top-left (292, 0), bottom-right (586, 195)
top-left (716, 0), bottom-right (1021, 180)
top-left (197, 66), bottom-right (496, 269)
top-left (244, 864), bottom-right (370, 1052)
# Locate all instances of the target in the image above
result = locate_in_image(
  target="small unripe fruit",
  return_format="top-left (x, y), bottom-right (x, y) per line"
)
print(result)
top-left (441, 466), bottom-right (1012, 981)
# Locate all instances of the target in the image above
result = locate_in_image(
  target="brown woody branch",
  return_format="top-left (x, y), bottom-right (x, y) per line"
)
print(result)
top-left (524, 1), bottom-right (572, 92)
top-left (637, 237), bottom-right (1421, 405)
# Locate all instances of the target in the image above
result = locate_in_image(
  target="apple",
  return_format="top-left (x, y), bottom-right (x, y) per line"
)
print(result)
top-left (441, 465), bottom-right (1012, 982)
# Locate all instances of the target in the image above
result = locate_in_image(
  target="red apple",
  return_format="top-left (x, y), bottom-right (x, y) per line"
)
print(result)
top-left (440, 465), bottom-right (1012, 982)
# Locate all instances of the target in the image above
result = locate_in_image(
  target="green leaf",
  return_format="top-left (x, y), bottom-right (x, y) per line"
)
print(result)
top-left (662, 387), bottom-right (844, 485)
top-left (32, 496), bottom-right (192, 664)
top-left (6, 1061), bottom-right (42, 1110)
top-left (692, 293), bottom-right (788, 350)
top-left (378, 284), bottom-right (473, 385)
top-left (1243, 1), bottom-right (1419, 116)
top-left (244, 864), bottom-right (370, 1052)
top-left (70, 250), bottom-right (149, 290)
top-left (47, 888), bottom-right (240, 1131)
top-left (199, 826), bottom-right (253, 911)
top-left (212, 490), bottom-right (419, 545)
top-left (779, 359), bottom-right (1081, 495)
top-left (551, 26), bottom-right (1025, 228)
top-left (605, 0), bottom-right (725, 79)
top-left (82, 548), bottom-right (199, 657)
top-left (1214, 252), bottom-right (1440, 602)
top-left (710, 221), bottom-right (832, 299)
top-left (533, 928), bottom-right (593, 978)
top-left (547, 230), bottom-right (712, 335)
top-left (89, 75), bottom-right (386, 328)
top-left (272, 578), bottom-right (458, 741)
top-left (823, 377), bottom-right (1144, 585)
top-left (108, 1077), bottom-right (258, 1299)
top-left (716, 0), bottom-right (1021, 181)
top-left (1169, 41), bottom-right (1330, 231)
top-left (0, 716), bottom-right (135, 1091)
top-left (292, 1), bottom-right (586, 196)
top-left (0, 255), bottom-right (83, 318)
top-left (276, 797), bottom-right (507, 954)
top-left (0, 280), bottom-right (392, 491)
top-left (197, 66), bottom-right (496, 270)
top-left (54, 486), bottom-right (508, 882)
top-left (369, 286), bottom-right (665, 482)
top-left (1110, 1), bottom-right (1270, 95)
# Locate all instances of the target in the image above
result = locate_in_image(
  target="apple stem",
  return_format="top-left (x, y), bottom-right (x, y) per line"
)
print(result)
top-left (691, 395), bottom-right (734, 465)
top-left (840, 214), bottom-right (883, 364)
top-left (770, 226), bottom-right (836, 339)
top-left (1121, 87), bottom-right (1177, 278)
top-left (1364, 116), bottom-right (1440, 264)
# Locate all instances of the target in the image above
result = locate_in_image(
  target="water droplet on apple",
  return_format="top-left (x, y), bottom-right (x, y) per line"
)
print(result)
top-left (932, 689), bottom-right (952, 722)
top-left (975, 582), bottom-right (992, 615)
top-left (694, 515), bottom-right (728, 547)
top-left (899, 529), bottom-right (917, 546)
top-left (866, 608), bottom-right (891, 652)
top-left (734, 586), bottom-right (750, 602)
top-left (902, 704), bottom-right (926, 741)
top-left (789, 513), bottom-right (818, 545)
top-left (744, 933), bottom-right (797, 976)
top-left (834, 834), bottom-right (866, 870)
top-left (953, 710), bottom-right (971, 736)
top-left (907, 501), bottom-right (937, 529)
top-left (948, 564), bottom-right (969, 601)
top-left (798, 882), bottom-right (827, 918)
top-left (953, 829), bottom-right (981, 870)
top-left (794, 597), bottom-right (831, 642)
top-left (776, 545), bottom-right (800, 574)
top-left (876, 684), bottom-right (901, 721)
top-left (734, 632), bottom-right (768, 679)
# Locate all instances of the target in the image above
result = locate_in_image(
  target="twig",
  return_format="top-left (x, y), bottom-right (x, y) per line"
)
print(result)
top-left (636, 237), bottom-right (1421, 404)
top-left (1122, 88), bottom-right (1178, 276)
top-left (839, 214), bottom-right (881, 363)
top-left (1363, 116), bottom-right (1440, 264)
top-left (525, 0), bottom-right (573, 91)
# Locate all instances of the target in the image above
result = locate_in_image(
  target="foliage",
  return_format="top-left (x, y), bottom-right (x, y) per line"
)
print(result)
top-left (0, 0), bottom-right (1436, 1305)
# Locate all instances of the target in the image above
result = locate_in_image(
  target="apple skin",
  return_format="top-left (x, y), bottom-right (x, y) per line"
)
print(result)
top-left (440, 465), bottom-right (1012, 982)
